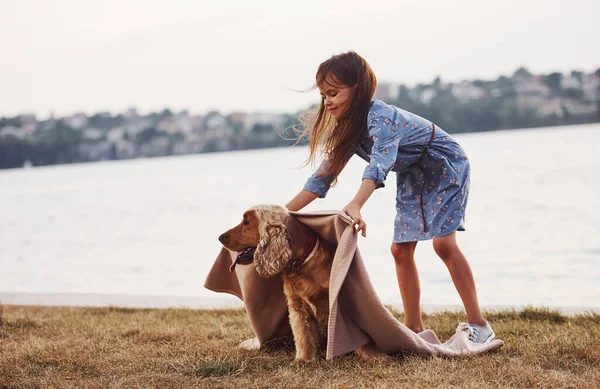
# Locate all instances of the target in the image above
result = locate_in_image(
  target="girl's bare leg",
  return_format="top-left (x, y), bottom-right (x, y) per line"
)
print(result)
top-left (433, 233), bottom-right (486, 325)
top-left (391, 241), bottom-right (423, 333)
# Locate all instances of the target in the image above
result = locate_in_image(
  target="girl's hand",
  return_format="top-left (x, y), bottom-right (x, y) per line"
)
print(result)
top-left (343, 202), bottom-right (367, 237)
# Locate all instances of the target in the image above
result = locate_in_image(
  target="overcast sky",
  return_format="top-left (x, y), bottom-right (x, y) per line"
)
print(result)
top-left (1, 0), bottom-right (599, 118)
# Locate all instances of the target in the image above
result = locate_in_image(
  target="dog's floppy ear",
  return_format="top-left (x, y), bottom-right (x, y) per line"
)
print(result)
top-left (253, 212), bottom-right (292, 278)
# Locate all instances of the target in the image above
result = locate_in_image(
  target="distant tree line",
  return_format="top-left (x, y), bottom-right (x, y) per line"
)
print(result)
top-left (389, 68), bottom-right (600, 133)
top-left (1, 67), bottom-right (599, 169)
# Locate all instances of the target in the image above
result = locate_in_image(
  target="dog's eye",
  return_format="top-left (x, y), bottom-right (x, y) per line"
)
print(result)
top-left (243, 220), bottom-right (249, 226)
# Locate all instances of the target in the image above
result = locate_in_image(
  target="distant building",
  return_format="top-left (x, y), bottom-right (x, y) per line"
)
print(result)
top-left (190, 115), bottom-right (205, 133)
top-left (563, 100), bottom-right (597, 116)
top-left (538, 98), bottom-right (564, 117)
top-left (79, 141), bottom-right (111, 160)
top-left (515, 76), bottom-right (551, 110)
top-left (0, 126), bottom-right (23, 139)
top-left (17, 114), bottom-right (38, 139)
top-left (243, 113), bottom-right (285, 133)
top-left (107, 127), bottom-right (125, 142)
top-left (229, 112), bottom-right (246, 132)
top-left (452, 81), bottom-right (486, 102)
top-left (582, 74), bottom-right (600, 102)
top-left (138, 136), bottom-right (170, 157)
top-left (561, 76), bottom-right (581, 90)
top-left (114, 140), bottom-right (135, 159)
top-left (515, 76), bottom-right (551, 98)
top-left (174, 111), bottom-right (192, 133)
top-left (205, 112), bottom-right (227, 130)
top-left (126, 119), bottom-right (153, 135)
top-left (64, 113), bottom-right (89, 129)
top-left (419, 88), bottom-right (437, 105)
top-left (21, 123), bottom-right (37, 138)
top-left (157, 117), bottom-right (179, 134)
top-left (82, 128), bottom-right (105, 141)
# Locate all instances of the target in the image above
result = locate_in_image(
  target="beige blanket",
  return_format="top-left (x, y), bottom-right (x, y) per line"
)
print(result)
top-left (204, 210), bottom-right (503, 359)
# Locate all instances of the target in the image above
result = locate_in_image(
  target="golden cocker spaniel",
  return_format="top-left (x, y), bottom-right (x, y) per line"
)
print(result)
top-left (218, 204), bottom-right (384, 363)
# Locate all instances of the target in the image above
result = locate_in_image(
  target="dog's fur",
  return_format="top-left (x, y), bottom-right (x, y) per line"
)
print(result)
top-left (219, 205), bottom-right (385, 362)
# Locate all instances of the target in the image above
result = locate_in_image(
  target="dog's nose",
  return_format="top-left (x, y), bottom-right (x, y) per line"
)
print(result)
top-left (218, 234), bottom-right (225, 243)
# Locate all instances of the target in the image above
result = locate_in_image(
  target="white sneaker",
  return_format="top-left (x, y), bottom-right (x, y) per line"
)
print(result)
top-left (458, 322), bottom-right (496, 344)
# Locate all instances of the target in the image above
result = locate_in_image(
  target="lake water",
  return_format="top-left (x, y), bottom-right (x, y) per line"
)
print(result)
top-left (1, 124), bottom-right (599, 310)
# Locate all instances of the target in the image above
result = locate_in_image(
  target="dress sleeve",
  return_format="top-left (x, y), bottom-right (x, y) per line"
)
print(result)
top-left (362, 113), bottom-right (401, 189)
top-left (303, 160), bottom-right (335, 198)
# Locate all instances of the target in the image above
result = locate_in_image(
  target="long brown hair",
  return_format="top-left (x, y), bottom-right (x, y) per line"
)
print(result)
top-left (298, 51), bottom-right (377, 183)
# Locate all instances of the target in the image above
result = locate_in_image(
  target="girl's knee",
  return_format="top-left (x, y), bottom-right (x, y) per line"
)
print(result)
top-left (391, 243), bottom-right (416, 264)
top-left (432, 235), bottom-right (458, 261)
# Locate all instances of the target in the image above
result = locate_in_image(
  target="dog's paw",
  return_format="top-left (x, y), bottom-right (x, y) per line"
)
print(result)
top-left (294, 356), bottom-right (318, 364)
top-left (358, 352), bottom-right (393, 365)
top-left (356, 343), bottom-right (392, 364)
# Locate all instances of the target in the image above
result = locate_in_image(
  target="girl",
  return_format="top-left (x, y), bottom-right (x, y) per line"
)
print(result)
top-left (285, 51), bottom-right (495, 343)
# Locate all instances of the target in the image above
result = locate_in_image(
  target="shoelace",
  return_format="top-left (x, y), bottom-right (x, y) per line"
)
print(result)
top-left (457, 322), bottom-right (479, 342)
top-left (468, 326), bottom-right (480, 342)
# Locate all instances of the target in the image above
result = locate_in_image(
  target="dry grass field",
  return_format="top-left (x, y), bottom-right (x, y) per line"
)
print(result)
top-left (1, 304), bottom-right (598, 388)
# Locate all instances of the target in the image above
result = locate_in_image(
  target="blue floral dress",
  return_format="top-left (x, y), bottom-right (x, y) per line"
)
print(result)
top-left (303, 99), bottom-right (470, 243)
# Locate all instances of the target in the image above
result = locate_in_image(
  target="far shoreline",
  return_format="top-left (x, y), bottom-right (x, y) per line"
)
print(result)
top-left (1, 291), bottom-right (598, 316)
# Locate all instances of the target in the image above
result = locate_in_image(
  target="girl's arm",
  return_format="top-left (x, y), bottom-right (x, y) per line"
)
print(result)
top-left (343, 178), bottom-right (377, 237)
top-left (290, 159), bottom-right (336, 211)
top-left (286, 190), bottom-right (319, 212)
top-left (349, 178), bottom-right (377, 208)
top-left (347, 108), bottom-right (401, 236)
